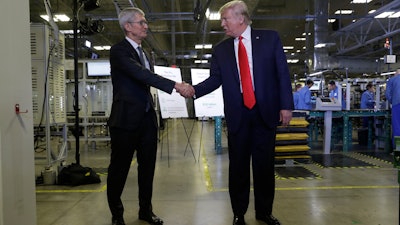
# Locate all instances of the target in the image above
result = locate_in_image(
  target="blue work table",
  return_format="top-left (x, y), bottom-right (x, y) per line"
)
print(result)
top-left (309, 110), bottom-right (391, 153)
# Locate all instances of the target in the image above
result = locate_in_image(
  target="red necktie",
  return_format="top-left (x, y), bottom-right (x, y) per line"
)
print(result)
top-left (238, 36), bottom-right (256, 109)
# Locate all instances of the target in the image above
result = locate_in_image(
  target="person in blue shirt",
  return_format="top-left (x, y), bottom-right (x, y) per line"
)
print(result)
top-left (360, 82), bottom-right (375, 127)
top-left (293, 83), bottom-right (302, 110)
top-left (297, 80), bottom-right (314, 110)
top-left (328, 80), bottom-right (346, 109)
top-left (328, 80), bottom-right (338, 99)
top-left (385, 69), bottom-right (400, 149)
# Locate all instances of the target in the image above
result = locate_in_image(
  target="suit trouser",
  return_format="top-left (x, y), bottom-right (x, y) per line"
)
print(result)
top-left (227, 105), bottom-right (276, 216)
top-left (392, 103), bottom-right (400, 148)
top-left (107, 111), bottom-right (158, 218)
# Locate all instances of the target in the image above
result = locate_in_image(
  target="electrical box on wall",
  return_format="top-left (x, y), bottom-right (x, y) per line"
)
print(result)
top-left (384, 55), bottom-right (396, 64)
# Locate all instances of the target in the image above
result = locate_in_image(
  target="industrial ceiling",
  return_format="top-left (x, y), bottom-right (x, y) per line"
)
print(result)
top-left (29, 0), bottom-right (400, 79)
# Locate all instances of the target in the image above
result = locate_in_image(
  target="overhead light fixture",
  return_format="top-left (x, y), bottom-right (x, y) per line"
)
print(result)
top-left (195, 44), bottom-right (212, 49)
top-left (314, 43), bottom-right (336, 48)
top-left (60, 30), bottom-right (74, 34)
top-left (287, 59), bottom-right (299, 64)
top-left (389, 11), bottom-right (400, 18)
top-left (93, 46), bottom-right (111, 50)
top-left (283, 46), bottom-right (294, 50)
top-left (40, 14), bottom-right (70, 22)
top-left (328, 18), bottom-right (336, 23)
top-left (194, 60), bottom-right (208, 64)
top-left (85, 40), bottom-right (91, 48)
top-left (206, 9), bottom-right (220, 20)
top-left (314, 43), bottom-right (326, 48)
top-left (295, 37), bottom-right (306, 41)
top-left (375, 11), bottom-right (395, 18)
top-left (350, 0), bottom-right (372, 3)
top-left (334, 10), bottom-right (353, 15)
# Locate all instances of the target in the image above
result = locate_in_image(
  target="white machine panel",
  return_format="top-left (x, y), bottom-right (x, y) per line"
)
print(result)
top-left (315, 97), bottom-right (342, 111)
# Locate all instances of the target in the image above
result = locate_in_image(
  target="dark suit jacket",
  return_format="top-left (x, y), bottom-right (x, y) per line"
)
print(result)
top-left (194, 29), bottom-right (294, 133)
top-left (107, 39), bottom-right (176, 130)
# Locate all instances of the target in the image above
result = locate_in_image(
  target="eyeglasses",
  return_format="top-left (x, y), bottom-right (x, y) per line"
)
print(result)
top-left (128, 20), bottom-right (148, 26)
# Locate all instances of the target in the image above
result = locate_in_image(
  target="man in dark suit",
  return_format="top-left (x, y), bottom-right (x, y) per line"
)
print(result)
top-left (107, 7), bottom-right (193, 225)
top-left (190, 1), bottom-right (294, 224)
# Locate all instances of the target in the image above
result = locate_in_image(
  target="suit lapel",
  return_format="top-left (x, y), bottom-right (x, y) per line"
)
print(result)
top-left (225, 38), bottom-right (240, 84)
top-left (251, 29), bottom-right (261, 88)
top-left (123, 39), bottom-right (142, 64)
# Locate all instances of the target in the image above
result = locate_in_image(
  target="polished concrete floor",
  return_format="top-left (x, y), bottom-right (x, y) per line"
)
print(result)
top-left (35, 119), bottom-right (399, 225)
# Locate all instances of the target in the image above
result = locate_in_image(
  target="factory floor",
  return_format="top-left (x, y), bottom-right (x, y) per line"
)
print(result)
top-left (35, 118), bottom-right (399, 225)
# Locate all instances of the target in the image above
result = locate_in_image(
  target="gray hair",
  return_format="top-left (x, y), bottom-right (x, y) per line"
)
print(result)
top-left (219, 0), bottom-right (252, 25)
top-left (118, 7), bottom-right (145, 30)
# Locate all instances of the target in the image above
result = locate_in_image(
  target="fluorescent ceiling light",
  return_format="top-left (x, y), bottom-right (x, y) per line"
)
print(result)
top-left (351, 0), bottom-right (372, 3)
top-left (85, 40), bottom-right (91, 48)
top-left (40, 14), bottom-right (70, 22)
top-left (60, 30), bottom-right (74, 34)
top-left (368, 10), bottom-right (376, 14)
top-left (93, 46), bottom-right (111, 50)
top-left (314, 43), bottom-right (327, 48)
top-left (334, 10), bottom-right (353, 15)
top-left (302, 32), bottom-right (311, 36)
top-left (314, 43), bottom-right (336, 48)
top-left (206, 9), bottom-right (220, 20)
top-left (287, 59), bottom-right (299, 64)
top-left (328, 19), bottom-right (336, 23)
top-left (389, 11), bottom-right (400, 18)
top-left (375, 11), bottom-right (394, 18)
top-left (283, 46), bottom-right (294, 50)
top-left (295, 37), bottom-right (306, 41)
top-left (194, 60), bottom-right (208, 64)
top-left (195, 44), bottom-right (212, 49)
top-left (203, 54), bottom-right (212, 59)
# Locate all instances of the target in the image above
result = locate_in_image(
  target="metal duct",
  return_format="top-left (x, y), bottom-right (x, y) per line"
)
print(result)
top-left (313, 0), bottom-right (337, 71)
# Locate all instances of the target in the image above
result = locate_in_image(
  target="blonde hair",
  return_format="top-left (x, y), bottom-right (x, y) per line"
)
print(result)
top-left (219, 0), bottom-right (252, 25)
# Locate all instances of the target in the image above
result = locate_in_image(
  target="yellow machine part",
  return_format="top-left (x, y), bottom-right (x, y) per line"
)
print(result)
top-left (275, 145), bottom-right (310, 152)
top-left (276, 133), bottom-right (309, 141)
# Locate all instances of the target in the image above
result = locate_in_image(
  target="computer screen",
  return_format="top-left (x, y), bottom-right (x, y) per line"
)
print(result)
top-left (87, 61), bottom-right (111, 76)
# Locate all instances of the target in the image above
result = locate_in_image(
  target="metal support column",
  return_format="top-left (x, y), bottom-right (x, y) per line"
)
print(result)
top-left (214, 116), bottom-right (222, 154)
top-left (323, 111), bottom-right (332, 154)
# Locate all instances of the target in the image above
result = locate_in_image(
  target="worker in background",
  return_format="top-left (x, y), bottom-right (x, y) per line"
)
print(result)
top-left (297, 80), bottom-right (314, 110)
top-left (293, 83), bottom-right (302, 110)
top-left (385, 69), bottom-right (400, 149)
top-left (328, 80), bottom-right (345, 109)
top-left (360, 82), bottom-right (375, 127)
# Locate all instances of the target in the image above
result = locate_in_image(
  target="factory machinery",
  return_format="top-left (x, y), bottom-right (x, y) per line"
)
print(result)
top-left (295, 75), bottom-right (392, 154)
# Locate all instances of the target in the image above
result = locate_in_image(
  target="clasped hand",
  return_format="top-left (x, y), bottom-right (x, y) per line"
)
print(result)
top-left (174, 82), bottom-right (195, 98)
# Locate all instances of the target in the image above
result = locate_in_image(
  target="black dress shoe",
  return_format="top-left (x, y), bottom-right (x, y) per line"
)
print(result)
top-left (139, 211), bottom-right (163, 225)
top-left (111, 217), bottom-right (125, 225)
top-left (233, 215), bottom-right (245, 225)
top-left (256, 214), bottom-right (281, 225)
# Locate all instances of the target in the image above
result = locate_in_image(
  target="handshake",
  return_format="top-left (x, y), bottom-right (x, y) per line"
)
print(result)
top-left (174, 82), bottom-right (195, 98)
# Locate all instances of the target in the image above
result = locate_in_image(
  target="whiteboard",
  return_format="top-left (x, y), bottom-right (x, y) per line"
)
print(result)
top-left (191, 68), bottom-right (224, 117)
top-left (154, 66), bottom-right (189, 118)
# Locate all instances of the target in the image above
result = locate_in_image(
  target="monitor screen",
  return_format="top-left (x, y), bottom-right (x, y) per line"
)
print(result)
top-left (320, 98), bottom-right (332, 103)
top-left (87, 61), bottom-right (111, 76)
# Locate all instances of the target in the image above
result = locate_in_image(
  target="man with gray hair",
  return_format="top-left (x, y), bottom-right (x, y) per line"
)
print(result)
top-left (106, 7), bottom-right (193, 225)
